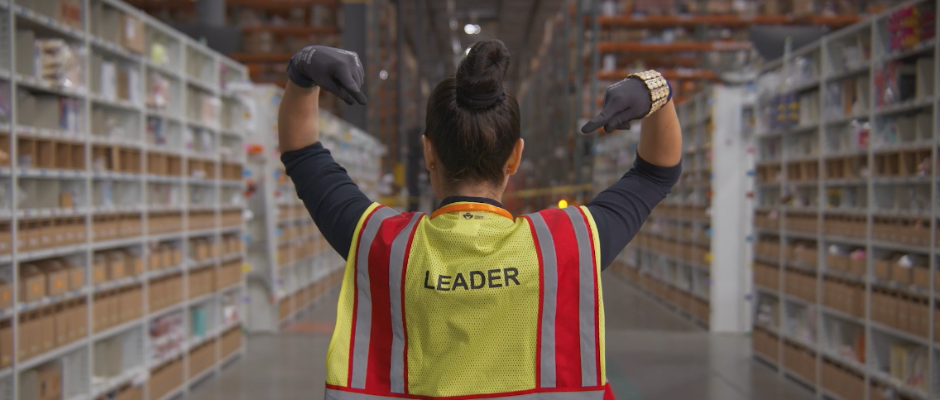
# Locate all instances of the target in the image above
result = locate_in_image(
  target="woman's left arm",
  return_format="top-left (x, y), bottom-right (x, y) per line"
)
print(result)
top-left (581, 72), bottom-right (682, 269)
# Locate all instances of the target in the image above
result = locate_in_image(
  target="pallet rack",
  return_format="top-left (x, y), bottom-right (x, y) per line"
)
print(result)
top-left (751, 1), bottom-right (940, 398)
top-left (587, 0), bottom-right (870, 105)
top-left (0, 0), bottom-right (251, 399)
top-left (603, 86), bottom-right (755, 332)
top-left (242, 85), bottom-right (384, 332)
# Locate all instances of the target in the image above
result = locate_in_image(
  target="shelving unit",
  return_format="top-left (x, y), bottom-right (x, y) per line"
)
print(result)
top-left (751, 1), bottom-right (940, 398)
top-left (587, 0), bottom-right (878, 104)
top-left (127, 0), bottom-right (343, 115)
top-left (0, 0), bottom-right (252, 399)
top-left (604, 86), bottom-right (755, 333)
top-left (242, 85), bottom-right (384, 332)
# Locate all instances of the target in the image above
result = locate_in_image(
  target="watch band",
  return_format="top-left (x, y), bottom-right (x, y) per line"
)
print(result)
top-left (627, 70), bottom-right (671, 117)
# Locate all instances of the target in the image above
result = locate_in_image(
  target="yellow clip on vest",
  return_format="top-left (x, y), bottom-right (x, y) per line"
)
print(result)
top-left (324, 202), bottom-right (612, 400)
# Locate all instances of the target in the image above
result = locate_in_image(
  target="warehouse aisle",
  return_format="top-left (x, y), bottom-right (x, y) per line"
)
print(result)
top-left (184, 277), bottom-right (815, 400)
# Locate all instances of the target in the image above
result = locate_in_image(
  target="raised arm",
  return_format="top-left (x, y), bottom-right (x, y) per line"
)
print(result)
top-left (279, 45), bottom-right (367, 152)
top-left (278, 82), bottom-right (321, 152)
top-left (581, 71), bottom-right (683, 269)
top-left (279, 46), bottom-right (375, 259)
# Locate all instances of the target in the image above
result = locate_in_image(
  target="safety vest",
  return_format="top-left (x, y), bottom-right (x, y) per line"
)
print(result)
top-left (325, 202), bottom-right (612, 400)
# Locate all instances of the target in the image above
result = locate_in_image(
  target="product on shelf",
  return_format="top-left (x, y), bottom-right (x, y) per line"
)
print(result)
top-left (885, 2), bottom-right (936, 53)
top-left (148, 274), bottom-right (183, 312)
top-left (92, 286), bottom-right (143, 333)
top-left (148, 357), bottom-right (183, 400)
top-left (220, 327), bottom-right (241, 359)
top-left (149, 313), bottom-right (184, 362)
top-left (19, 257), bottom-right (83, 302)
top-left (19, 362), bottom-right (63, 400)
top-left (16, 300), bottom-right (87, 362)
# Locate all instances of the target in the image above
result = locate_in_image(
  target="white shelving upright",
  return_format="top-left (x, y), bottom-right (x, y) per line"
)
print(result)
top-left (599, 86), bottom-right (756, 333)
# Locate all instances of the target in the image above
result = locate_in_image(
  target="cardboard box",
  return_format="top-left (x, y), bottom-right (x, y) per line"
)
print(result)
top-left (20, 265), bottom-right (48, 302)
top-left (171, 248), bottom-right (182, 265)
top-left (149, 280), bottom-right (164, 311)
top-left (67, 263), bottom-right (84, 291)
top-left (126, 252), bottom-right (143, 276)
top-left (120, 13), bottom-right (145, 54)
top-left (892, 265), bottom-right (912, 285)
top-left (40, 260), bottom-right (69, 296)
top-left (874, 259), bottom-right (892, 280)
top-left (161, 246), bottom-right (172, 267)
top-left (17, 365), bottom-right (60, 400)
top-left (0, 280), bottom-right (12, 309)
top-left (0, 222), bottom-right (11, 255)
top-left (897, 297), bottom-right (911, 332)
top-left (108, 251), bottom-right (126, 280)
top-left (912, 267), bottom-right (930, 290)
top-left (115, 386), bottom-right (143, 400)
top-left (0, 324), bottom-right (12, 367)
top-left (149, 251), bottom-right (162, 270)
top-left (93, 255), bottom-right (108, 284)
top-left (53, 306), bottom-right (68, 346)
top-left (65, 304), bottom-right (78, 341)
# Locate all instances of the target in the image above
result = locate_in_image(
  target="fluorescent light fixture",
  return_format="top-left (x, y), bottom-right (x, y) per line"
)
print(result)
top-left (464, 23), bottom-right (481, 35)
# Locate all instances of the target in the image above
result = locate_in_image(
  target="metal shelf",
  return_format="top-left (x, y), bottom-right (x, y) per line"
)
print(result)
top-left (749, 3), bottom-right (940, 398)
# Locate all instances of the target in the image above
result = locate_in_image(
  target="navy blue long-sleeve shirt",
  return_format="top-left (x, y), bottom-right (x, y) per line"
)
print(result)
top-left (281, 142), bottom-right (681, 270)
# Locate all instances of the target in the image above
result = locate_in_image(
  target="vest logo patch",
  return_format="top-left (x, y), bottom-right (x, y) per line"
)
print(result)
top-left (424, 268), bottom-right (520, 291)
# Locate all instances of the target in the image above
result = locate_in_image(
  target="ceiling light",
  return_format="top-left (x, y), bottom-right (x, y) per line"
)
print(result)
top-left (464, 23), bottom-right (481, 35)
top-left (379, 70), bottom-right (388, 80)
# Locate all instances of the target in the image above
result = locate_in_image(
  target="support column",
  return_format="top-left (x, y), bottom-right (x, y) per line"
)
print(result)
top-left (342, 0), bottom-right (369, 130)
top-left (196, 0), bottom-right (226, 27)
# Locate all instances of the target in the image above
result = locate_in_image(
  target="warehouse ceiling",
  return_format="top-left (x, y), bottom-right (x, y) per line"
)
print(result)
top-left (396, 0), bottom-right (566, 94)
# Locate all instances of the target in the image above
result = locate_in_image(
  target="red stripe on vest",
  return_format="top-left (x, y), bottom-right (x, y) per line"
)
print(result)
top-left (522, 216), bottom-right (545, 388)
top-left (349, 207), bottom-right (383, 387)
top-left (400, 216), bottom-right (421, 393)
top-left (538, 209), bottom-right (581, 388)
top-left (577, 207), bottom-right (602, 385)
top-left (366, 213), bottom-right (421, 391)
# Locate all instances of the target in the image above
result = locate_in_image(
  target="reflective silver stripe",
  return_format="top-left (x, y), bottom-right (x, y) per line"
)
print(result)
top-left (564, 206), bottom-right (598, 387)
top-left (325, 389), bottom-right (605, 400)
top-left (351, 207), bottom-right (398, 389)
top-left (527, 213), bottom-right (557, 388)
top-left (389, 213), bottom-right (425, 393)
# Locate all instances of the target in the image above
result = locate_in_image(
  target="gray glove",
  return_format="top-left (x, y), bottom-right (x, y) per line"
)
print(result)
top-left (581, 77), bottom-right (667, 133)
top-left (286, 45), bottom-right (367, 105)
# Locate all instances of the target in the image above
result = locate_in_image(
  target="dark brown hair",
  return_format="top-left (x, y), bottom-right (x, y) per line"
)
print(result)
top-left (424, 39), bottom-right (521, 188)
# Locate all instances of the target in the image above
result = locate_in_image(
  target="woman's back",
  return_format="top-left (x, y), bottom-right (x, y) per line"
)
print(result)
top-left (326, 204), bottom-right (606, 398)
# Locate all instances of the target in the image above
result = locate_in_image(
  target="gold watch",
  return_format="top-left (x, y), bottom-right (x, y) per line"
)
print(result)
top-left (627, 70), bottom-right (671, 117)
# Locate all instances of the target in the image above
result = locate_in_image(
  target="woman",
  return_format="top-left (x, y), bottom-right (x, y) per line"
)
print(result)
top-left (280, 40), bottom-right (681, 400)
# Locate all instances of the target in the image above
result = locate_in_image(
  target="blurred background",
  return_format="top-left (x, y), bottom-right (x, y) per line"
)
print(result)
top-left (0, 1), bottom-right (932, 400)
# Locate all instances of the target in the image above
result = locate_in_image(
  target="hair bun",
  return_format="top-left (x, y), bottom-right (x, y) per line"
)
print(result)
top-left (455, 40), bottom-right (510, 109)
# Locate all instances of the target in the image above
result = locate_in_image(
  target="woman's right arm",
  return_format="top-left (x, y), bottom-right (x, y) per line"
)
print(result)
top-left (279, 46), bottom-right (375, 259)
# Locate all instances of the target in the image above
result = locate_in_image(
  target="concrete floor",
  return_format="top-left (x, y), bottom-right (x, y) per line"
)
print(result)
top-left (187, 276), bottom-right (817, 400)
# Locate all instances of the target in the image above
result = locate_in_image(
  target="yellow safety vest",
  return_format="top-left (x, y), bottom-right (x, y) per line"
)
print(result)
top-left (325, 202), bottom-right (612, 400)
